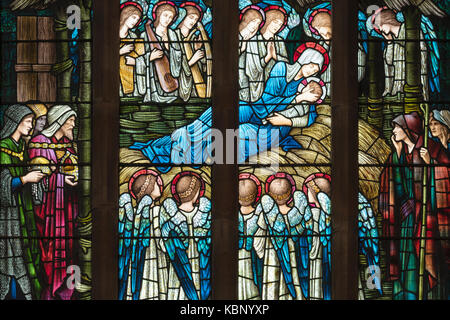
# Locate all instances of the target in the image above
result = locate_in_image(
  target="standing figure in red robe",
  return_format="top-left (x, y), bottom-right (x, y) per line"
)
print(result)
top-left (28, 105), bottom-right (79, 300)
top-left (378, 112), bottom-right (450, 299)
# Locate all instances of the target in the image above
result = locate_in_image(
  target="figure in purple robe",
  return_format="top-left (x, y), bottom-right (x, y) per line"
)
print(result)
top-left (28, 105), bottom-right (79, 300)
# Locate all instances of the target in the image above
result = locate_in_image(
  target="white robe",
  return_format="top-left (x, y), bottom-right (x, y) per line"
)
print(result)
top-left (258, 35), bottom-right (289, 83)
top-left (308, 207), bottom-right (323, 300)
top-left (243, 34), bottom-right (289, 103)
top-left (238, 208), bottom-right (265, 300)
top-left (239, 34), bottom-right (252, 102)
top-left (139, 205), bottom-right (169, 300)
top-left (383, 24), bottom-right (428, 100)
top-left (263, 103), bottom-right (312, 128)
top-left (136, 28), bottom-right (184, 103)
top-left (175, 29), bottom-right (208, 101)
top-left (257, 209), bottom-right (305, 300)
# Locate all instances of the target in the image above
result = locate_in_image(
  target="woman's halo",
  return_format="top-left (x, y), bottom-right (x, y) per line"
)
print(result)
top-left (152, 0), bottom-right (179, 23)
top-left (240, 4), bottom-right (266, 29)
top-left (293, 42), bottom-right (330, 74)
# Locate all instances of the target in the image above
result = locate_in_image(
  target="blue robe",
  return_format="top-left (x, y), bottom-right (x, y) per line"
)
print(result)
top-left (238, 62), bottom-right (317, 163)
top-left (130, 62), bottom-right (317, 171)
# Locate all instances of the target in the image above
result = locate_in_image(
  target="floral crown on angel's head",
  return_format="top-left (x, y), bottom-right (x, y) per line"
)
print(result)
top-left (128, 169), bottom-right (163, 200)
top-left (265, 172), bottom-right (296, 204)
top-left (171, 171), bottom-right (205, 204)
top-left (239, 173), bottom-right (262, 204)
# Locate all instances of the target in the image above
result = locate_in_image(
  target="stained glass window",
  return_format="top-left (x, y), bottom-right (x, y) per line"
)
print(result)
top-left (2, 0), bottom-right (447, 302)
top-left (0, 0), bottom-right (92, 300)
top-left (357, 1), bottom-right (449, 300)
top-left (237, 0), bottom-right (332, 300)
top-left (118, 0), bottom-right (213, 300)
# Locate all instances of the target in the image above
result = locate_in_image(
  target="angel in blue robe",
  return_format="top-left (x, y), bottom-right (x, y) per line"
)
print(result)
top-left (130, 45), bottom-right (328, 171)
top-left (256, 174), bottom-right (313, 300)
top-left (118, 194), bottom-right (155, 300)
top-left (302, 173), bottom-right (382, 299)
top-left (357, 193), bottom-right (382, 297)
top-left (118, 170), bottom-right (165, 300)
top-left (302, 173), bottom-right (332, 300)
top-left (159, 173), bottom-right (211, 300)
top-left (118, 192), bottom-right (135, 300)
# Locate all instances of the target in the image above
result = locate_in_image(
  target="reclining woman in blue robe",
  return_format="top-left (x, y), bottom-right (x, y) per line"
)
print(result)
top-left (130, 46), bottom-right (327, 172)
top-left (238, 72), bottom-right (326, 164)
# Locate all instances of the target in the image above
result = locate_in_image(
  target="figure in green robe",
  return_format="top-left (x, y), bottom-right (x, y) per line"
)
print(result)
top-left (0, 104), bottom-right (45, 299)
top-left (379, 112), bottom-right (450, 300)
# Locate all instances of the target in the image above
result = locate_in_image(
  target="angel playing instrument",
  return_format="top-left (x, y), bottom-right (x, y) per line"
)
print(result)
top-left (145, 20), bottom-right (179, 93)
top-left (182, 22), bottom-right (212, 98)
top-left (120, 38), bottom-right (145, 94)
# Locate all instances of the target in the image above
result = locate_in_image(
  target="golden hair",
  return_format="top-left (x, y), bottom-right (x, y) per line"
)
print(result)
top-left (239, 9), bottom-right (263, 32)
top-left (176, 175), bottom-right (202, 203)
top-left (308, 177), bottom-right (331, 197)
top-left (268, 178), bottom-right (292, 205)
top-left (120, 5), bottom-right (142, 29)
top-left (132, 174), bottom-right (157, 202)
top-left (239, 179), bottom-right (257, 207)
top-left (178, 5), bottom-right (201, 30)
top-left (185, 5), bottom-right (201, 19)
top-left (155, 4), bottom-right (177, 27)
top-left (311, 11), bottom-right (332, 30)
top-left (374, 9), bottom-right (401, 29)
top-left (260, 9), bottom-right (285, 35)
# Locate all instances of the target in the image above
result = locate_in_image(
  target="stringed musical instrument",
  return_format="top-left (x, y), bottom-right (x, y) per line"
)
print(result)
top-left (145, 20), bottom-right (178, 93)
top-left (197, 22), bottom-right (212, 98)
top-left (120, 38), bottom-right (145, 94)
top-left (182, 22), bottom-right (212, 98)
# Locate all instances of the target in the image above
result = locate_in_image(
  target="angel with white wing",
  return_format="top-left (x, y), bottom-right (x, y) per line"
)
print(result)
top-left (302, 173), bottom-right (383, 300)
top-left (118, 169), bottom-right (166, 300)
top-left (301, 173), bottom-right (332, 300)
top-left (159, 171), bottom-right (211, 300)
top-left (257, 173), bottom-right (313, 300)
top-left (368, 7), bottom-right (441, 100)
top-left (238, 173), bottom-right (265, 300)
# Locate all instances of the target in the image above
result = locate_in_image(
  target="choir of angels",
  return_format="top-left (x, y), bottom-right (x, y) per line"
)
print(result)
top-left (238, 172), bottom-right (381, 300)
top-left (119, 170), bottom-right (211, 300)
top-left (118, 1), bottom-right (449, 301)
top-left (119, 1), bottom-right (212, 103)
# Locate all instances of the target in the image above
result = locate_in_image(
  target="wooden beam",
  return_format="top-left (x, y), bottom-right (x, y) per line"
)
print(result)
top-left (331, 0), bottom-right (359, 300)
top-left (91, 0), bottom-right (119, 300)
top-left (211, 0), bottom-right (239, 299)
